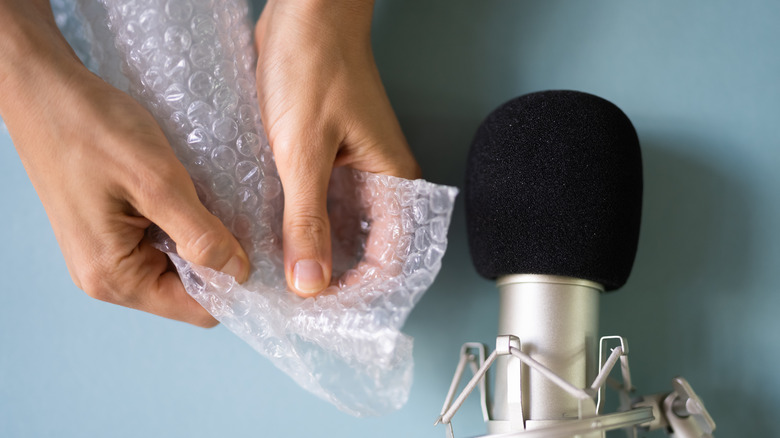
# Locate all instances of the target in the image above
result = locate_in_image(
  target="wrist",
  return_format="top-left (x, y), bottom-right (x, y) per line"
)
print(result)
top-left (266, 0), bottom-right (375, 15)
top-left (0, 6), bottom-right (83, 120)
top-left (262, 0), bottom-right (375, 43)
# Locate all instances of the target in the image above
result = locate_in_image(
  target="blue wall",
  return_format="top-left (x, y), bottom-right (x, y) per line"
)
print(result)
top-left (2, 1), bottom-right (778, 436)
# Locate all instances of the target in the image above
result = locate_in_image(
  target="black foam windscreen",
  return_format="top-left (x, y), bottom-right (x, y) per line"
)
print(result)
top-left (465, 90), bottom-right (643, 291)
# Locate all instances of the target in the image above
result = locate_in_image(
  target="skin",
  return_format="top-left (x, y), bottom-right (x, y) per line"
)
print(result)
top-left (255, 0), bottom-right (420, 295)
top-left (0, 0), bottom-right (419, 327)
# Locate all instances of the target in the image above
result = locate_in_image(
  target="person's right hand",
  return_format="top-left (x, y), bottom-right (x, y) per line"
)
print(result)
top-left (255, 0), bottom-right (421, 297)
top-left (0, 0), bottom-right (249, 327)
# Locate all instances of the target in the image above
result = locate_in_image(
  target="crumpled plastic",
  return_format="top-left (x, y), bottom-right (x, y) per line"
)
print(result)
top-left (51, 0), bottom-right (457, 416)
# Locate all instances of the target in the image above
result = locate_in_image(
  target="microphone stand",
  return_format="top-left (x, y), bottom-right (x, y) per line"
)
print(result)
top-left (434, 276), bottom-right (715, 438)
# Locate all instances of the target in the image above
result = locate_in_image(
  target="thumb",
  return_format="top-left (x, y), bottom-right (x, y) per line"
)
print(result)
top-left (274, 140), bottom-right (334, 296)
top-left (134, 161), bottom-right (250, 284)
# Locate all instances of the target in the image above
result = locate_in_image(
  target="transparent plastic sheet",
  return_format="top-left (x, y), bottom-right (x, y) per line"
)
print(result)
top-left (51, 0), bottom-right (457, 416)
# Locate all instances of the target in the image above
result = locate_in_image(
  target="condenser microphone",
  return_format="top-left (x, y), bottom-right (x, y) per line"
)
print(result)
top-left (437, 90), bottom-right (714, 438)
top-left (468, 90), bottom-right (642, 434)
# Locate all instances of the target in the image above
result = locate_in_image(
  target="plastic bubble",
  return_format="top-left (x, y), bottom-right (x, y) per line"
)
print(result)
top-left (212, 117), bottom-right (238, 142)
top-left (163, 25), bottom-right (191, 52)
top-left (211, 145), bottom-right (237, 171)
top-left (236, 131), bottom-right (261, 157)
top-left (165, 0), bottom-right (192, 22)
top-left (188, 71), bottom-right (214, 98)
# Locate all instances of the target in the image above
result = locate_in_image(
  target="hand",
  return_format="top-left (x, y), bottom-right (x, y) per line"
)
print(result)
top-left (255, 0), bottom-right (421, 296)
top-left (0, 1), bottom-right (249, 327)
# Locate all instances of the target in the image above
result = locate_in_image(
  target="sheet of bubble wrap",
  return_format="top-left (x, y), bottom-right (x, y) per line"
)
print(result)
top-left (53, 0), bottom-right (457, 416)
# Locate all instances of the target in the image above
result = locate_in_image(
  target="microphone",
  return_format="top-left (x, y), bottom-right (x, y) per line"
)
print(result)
top-left (467, 89), bottom-right (642, 433)
top-left (435, 90), bottom-right (715, 437)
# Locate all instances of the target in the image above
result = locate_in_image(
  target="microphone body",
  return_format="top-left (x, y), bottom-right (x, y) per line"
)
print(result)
top-left (490, 275), bottom-right (600, 434)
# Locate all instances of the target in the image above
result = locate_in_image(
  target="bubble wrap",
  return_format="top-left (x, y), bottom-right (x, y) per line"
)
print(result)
top-left (51, 0), bottom-right (457, 416)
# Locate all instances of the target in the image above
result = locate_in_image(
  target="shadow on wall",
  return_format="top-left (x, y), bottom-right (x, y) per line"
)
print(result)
top-left (602, 134), bottom-right (769, 437)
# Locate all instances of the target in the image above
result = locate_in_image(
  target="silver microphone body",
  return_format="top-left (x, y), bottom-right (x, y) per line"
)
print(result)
top-left (488, 275), bottom-right (602, 435)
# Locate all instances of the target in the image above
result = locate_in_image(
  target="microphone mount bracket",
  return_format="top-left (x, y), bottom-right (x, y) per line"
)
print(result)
top-left (435, 335), bottom-right (715, 438)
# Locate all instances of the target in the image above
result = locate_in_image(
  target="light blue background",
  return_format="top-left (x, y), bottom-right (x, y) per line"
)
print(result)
top-left (1, 1), bottom-right (778, 436)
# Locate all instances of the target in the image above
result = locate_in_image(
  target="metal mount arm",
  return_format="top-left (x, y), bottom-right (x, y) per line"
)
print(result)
top-left (436, 335), bottom-right (655, 438)
top-left (435, 335), bottom-right (715, 438)
top-left (632, 377), bottom-right (716, 438)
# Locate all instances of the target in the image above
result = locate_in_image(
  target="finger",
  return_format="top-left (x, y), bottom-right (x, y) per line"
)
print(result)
top-left (273, 138), bottom-right (336, 296)
top-left (335, 200), bottom-right (402, 289)
top-left (254, 7), bottom-right (269, 50)
top-left (132, 237), bottom-right (218, 328)
top-left (131, 159), bottom-right (250, 284)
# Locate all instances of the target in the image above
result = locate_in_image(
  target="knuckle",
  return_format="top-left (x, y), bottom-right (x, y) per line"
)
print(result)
top-left (77, 257), bottom-right (138, 307)
top-left (287, 213), bottom-right (330, 244)
top-left (183, 228), bottom-right (233, 268)
top-left (132, 161), bottom-right (187, 206)
top-left (267, 125), bottom-right (332, 165)
top-left (267, 132), bottom-right (297, 159)
top-left (193, 314), bottom-right (219, 329)
top-left (82, 280), bottom-right (108, 302)
top-left (79, 265), bottom-right (113, 303)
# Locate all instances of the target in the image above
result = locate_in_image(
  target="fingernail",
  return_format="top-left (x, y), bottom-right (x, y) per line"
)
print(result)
top-left (222, 254), bottom-right (247, 283)
top-left (293, 259), bottom-right (326, 294)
